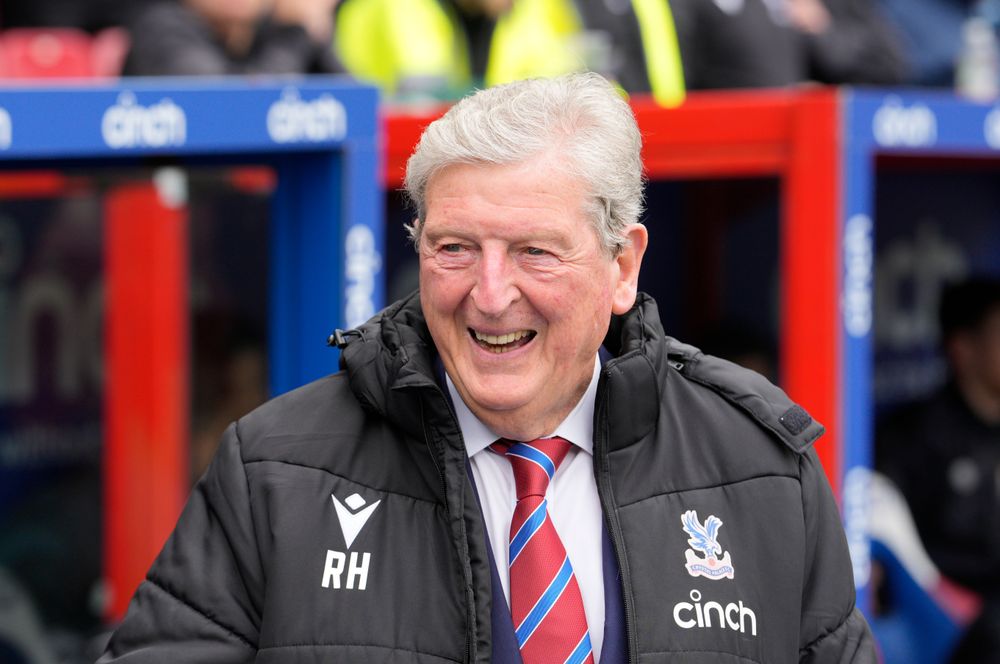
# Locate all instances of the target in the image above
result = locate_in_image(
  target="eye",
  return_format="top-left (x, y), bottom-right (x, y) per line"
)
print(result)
top-left (524, 246), bottom-right (547, 256)
top-left (442, 243), bottom-right (464, 253)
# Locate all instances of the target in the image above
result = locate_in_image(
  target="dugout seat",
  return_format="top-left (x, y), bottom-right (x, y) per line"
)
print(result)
top-left (0, 27), bottom-right (128, 80)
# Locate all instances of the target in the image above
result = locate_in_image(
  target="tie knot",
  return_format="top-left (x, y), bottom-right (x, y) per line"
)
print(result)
top-left (491, 437), bottom-right (573, 500)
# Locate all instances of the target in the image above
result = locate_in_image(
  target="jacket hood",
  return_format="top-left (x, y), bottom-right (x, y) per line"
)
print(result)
top-left (336, 291), bottom-right (438, 434)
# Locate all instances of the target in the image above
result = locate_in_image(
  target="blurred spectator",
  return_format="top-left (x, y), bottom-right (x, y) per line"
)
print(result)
top-left (670, 0), bottom-right (904, 89)
top-left (669, 0), bottom-right (804, 88)
top-left (122, 0), bottom-right (341, 76)
top-left (334, 0), bottom-right (685, 106)
top-left (0, 0), bottom-right (152, 32)
top-left (877, 276), bottom-right (1000, 663)
top-left (796, 0), bottom-right (907, 84)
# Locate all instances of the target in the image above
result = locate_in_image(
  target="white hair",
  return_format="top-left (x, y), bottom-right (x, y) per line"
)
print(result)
top-left (403, 72), bottom-right (645, 256)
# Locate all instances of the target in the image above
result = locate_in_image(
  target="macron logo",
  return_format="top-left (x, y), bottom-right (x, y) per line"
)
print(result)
top-left (323, 492), bottom-right (379, 591)
top-left (331, 492), bottom-right (380, 548)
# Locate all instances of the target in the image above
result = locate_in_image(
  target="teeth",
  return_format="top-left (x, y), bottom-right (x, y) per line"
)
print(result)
top-left (474, 330), bottom-right (529, 346)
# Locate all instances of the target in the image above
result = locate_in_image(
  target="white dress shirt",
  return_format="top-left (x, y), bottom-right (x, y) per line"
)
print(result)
top-left (445, 355), bottom-right (605, 662)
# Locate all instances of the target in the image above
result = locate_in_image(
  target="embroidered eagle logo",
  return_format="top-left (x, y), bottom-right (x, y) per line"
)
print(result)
top-left (681, 510), bottom-right (735, 580)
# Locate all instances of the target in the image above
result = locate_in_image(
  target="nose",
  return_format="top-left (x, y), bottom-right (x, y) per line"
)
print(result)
top-left (470, 247), bottom-right (519, 316)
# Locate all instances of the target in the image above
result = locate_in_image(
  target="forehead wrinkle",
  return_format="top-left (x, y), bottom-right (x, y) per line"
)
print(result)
top-left (428, 179), bottom-right (587, 217)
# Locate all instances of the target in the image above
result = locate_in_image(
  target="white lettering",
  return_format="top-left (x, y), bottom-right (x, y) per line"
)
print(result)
top-left (321, 550), bottom-right (346, 589)
top-left (725, 603), bottom-right (740, 630)
top-left (842, 214), bottom-right (873, 338)
top-left (740, 601), bottom-right (757, 636)
top-left (267, 89), bottom-right (347, 144)
top-left (344, 225), bottom-right (382, 329)
top-left (673, 602), bottom-right (696, 629)
top-left (844, 466), bottom-right (871, 588)
top-left (672, 589), bottom-right (758, 637)
top-left (985, 108), bottom-right (1000, 149)
top-left (322, 549), bottom-right (371, 590)
top-left (873, 98), bottom-right (937, 148)
top-left (703, 601), bottom-right (724, 628)
top-left (102, 91), bottom-right (186, 150)
top-left (0, 107), bottom-right (11, 150)
top-left (346, 551), bottom-right (371, 590)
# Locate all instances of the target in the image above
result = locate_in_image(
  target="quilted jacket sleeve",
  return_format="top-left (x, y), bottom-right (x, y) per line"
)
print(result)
top-left (98, 423), bottom-right (263, 662)
top-left (797, 450), bottom-right (877, 664)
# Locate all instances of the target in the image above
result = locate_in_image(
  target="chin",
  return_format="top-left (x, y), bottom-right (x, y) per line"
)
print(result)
top-left (467, 389), bottom-right (530, 415)
top-left (459, 378), bottom-right (530, 411)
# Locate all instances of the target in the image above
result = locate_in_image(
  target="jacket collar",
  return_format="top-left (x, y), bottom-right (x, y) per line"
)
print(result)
top-left (338, 290), bottom-right (667, 439)
top-left (336, 290), bottom-right (824, 456)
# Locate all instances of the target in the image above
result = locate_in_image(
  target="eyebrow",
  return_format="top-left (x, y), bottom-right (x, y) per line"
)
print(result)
top-left (423, 221), bottom-right (576, 245)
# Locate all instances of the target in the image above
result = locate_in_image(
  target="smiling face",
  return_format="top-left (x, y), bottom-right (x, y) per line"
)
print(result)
top-left (418, 151), bottom-right (647, 440)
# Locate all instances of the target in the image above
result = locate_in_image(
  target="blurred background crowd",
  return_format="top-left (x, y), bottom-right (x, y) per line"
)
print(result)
top-left (0, 0), bottom-right (998, 94)
top-left (0, 0), bottom-right (999, 663)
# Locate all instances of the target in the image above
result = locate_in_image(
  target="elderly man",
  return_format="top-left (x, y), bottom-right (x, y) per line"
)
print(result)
top-left (100, 73), bottom-right (874, 663)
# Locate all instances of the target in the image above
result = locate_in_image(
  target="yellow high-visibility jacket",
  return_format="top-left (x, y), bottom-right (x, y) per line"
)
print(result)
top-left (335, 0), bottom-right (685, 106)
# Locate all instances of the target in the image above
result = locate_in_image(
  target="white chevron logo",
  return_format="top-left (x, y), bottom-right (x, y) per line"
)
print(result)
top-left (331, 492), bottom-right (381, 548)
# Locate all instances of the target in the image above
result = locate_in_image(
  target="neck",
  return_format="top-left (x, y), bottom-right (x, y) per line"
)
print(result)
top-left (956, 375), bottom-right (1000, 425)
top-left (469, 374), bottom-right (591, 443)
top-left (479, 408), bottom-right (574, 443)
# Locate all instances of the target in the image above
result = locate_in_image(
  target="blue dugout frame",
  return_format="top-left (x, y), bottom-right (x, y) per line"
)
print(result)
top-left (0, 76), bottom-right (383, 395)
top-left (841, 89), bottom-right (1000, 608)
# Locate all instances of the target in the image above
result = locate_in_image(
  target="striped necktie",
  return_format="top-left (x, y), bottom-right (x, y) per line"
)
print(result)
top-left (491, 437), bottom-right (595, 664)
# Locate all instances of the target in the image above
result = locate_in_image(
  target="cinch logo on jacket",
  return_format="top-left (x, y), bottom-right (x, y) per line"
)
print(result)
top-left (672, 589), bottom-right (757, 636)
top-left (321, 492), bottom-right (380, 590)
top-left (674, 510), bottom-right (759, 637)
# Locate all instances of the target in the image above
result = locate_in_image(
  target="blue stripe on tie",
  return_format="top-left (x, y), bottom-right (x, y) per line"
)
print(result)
top-left (508, 443), bottom-right (556, 480)
top-left (515, 556), bottom-right (574, 647)
top-left (509, 499), bottom-right (547, 565)
top-left (564, 632), bottom-right (593, 664)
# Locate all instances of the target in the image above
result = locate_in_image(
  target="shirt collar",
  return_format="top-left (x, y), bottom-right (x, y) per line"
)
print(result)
top-left (446, 354), bottom-right (601, 457)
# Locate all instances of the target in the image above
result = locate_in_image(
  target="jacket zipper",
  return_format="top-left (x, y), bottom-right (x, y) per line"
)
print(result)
top-left (594, 367), bottom-right (638, 664)
top-left (421, 395), bottom-right (476, 664)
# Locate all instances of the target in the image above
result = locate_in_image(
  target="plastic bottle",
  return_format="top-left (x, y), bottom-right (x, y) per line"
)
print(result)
top-left (956, 8), bottom-right (1000, 100)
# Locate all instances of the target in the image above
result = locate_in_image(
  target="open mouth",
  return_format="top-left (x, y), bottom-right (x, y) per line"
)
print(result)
top-left (469, 328), bottom-right (536, 354)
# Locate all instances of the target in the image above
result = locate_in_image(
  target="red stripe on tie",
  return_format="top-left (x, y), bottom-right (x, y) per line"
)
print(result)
top-left (492, 437), bottom-right (593, 664)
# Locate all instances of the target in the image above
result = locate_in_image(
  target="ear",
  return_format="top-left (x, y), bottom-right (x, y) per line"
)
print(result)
top-left (409, 218), bottom-right (423, 247)
top-left (611, 224), bottom-right (648, 315)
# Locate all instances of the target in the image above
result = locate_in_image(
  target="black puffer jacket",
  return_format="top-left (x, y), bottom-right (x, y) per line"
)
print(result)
top-left (100, 292), bottom-right (876, 663)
